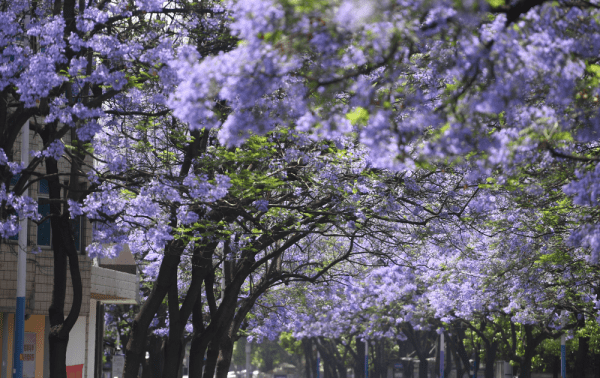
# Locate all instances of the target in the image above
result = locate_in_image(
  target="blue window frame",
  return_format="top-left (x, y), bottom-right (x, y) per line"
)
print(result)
top-left (36, 179), bottom-right (83, 252)
top-left (37, 202), bottom-right (51, 247)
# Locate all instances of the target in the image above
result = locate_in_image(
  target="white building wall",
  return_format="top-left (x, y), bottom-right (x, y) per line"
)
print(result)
top-left (91, 266), bottom-right (139, 301)
top-left (86, 300), bottom-right (97, 378)
top-left (66, 316), bottom-right (87, 366)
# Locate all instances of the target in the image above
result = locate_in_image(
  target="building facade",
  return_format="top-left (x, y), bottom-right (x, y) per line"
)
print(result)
top-left (0, 127), bottom-right (139, 378)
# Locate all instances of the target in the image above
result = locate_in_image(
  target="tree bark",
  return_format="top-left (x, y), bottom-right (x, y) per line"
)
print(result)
top-left (143, 335), bottom-right (164, 378)
top-left (516, 325), bottom-right (550, 378)
top-left (189, 292), bottom-right (210, 378)
top-left (446, 329), bottom-right (469, 378)
top-left (162, 276), bottom-right (184, 378)
top-left (216, 332), bottom-right (235, 378)
top-left (574, 336), bottom-right (589, 378)
top-left (46, 156), bottom-right (83, 378)
top-left (519, 351), bottom-right (534, 378)
top-left (162, 245), bottom-right (214, 378)
top-left (403, 325), bottom-right (431, 378)
top-left (331, 340), bottom-right (347, 378)
top-left (123, 246), bottom-right (183, 378)
top-left (418, 359), bottom-right (428, 378)
top-left (304, 339), bottom-right (316, 378)
top-left (355, 338), bottom-right (365, 378)
top-left (204, 339), bottom-right (222, 378)
top-left (483, 341), bottom-right (498, 378)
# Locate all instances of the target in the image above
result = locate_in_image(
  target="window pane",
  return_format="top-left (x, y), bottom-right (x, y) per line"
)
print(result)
top-left (37, 200), bottom-right (51, 246)
top-left (10, 174), bottom-right (21, 187)
top-left (39, 179), bottom-right (49, 195)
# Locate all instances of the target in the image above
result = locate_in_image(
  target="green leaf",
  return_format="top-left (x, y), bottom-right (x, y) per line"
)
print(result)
top-left (346, 107), bottom-right (369, 126)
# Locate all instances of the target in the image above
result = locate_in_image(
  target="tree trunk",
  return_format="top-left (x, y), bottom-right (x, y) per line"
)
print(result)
top-left (162, 279), bottom-right (184, 378)
top-left (143, 335), bottom-right (164, 378)
top-left (403, 325), bottom-right (431, 378)
top-left (373, 340), bottom-right (385, 378)
top-left (519, 348), bottom-right (535, 378)
top-left (316, 341), bottom-right (337, 378)
top-left (214, 293), bottom-right (259, 378)
top-left (446, 329), bottom-right (469, 378)
top-left (483, 341), bottom-right (498, 378)
top-left (472, 349), bottom-right (479, 378)
top-left (123, 248), bottom-right (183, 378)
top-left (355, 338), bottom-right (365, 378)
top-left (304, 339), bottom-right (316, 378)
top-left (332, 340), bottom-right (347, 378)
top-left (575, 336), bottom-right (589, 378)
top-left (216, 333), bottom-right (235, 378)
top-left (404, 361), bottom-right (414, 378)
top-left (162, 246), bottom-right (214, 378)
top-left (125, 124), bottom-right (209, 378)
top-left (178, 338), bottom-right (190, 378)
top-left (204, 339), bottom-right (221, 378)
top-left (444, 342), bottom-right (451, 378)
top-left (189, 293), bottom-right (211, 378)
top-left (418, 359), bottom-right (427, 378)
top-left (189, 332), bottom-right (210, 378)
top-left (46, 157), bottom-right (83, 378)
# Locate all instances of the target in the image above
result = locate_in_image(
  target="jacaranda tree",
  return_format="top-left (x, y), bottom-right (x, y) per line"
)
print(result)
top-left (4, 0), bottom-right (600, 377)
top-left (0, 0), bottom-right (226, 376)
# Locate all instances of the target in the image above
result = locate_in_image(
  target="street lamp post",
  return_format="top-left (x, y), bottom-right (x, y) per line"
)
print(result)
top-left (561, 311), bottom-right (567, 378)
top-left (13, 120), bottom-right (29, 378)
top-left (364, 341), bottom-right (368, 378)
top-left (440, 333), bottom-right (445, 378)
top-left (316, 350), bottom-right (320, 378)
top-left (246, 342), bottom-right (251, 378)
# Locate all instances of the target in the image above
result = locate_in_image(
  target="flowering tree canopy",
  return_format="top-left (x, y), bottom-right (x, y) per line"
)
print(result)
top-left (3, 0), bottom-right (600, 378)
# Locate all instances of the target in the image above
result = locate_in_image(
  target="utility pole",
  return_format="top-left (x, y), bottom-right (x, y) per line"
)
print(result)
top-left (364, 341), bottom-right (368, 378)
top-left (245, 341), bottom-right (251, 378)
top-left (440, 333), bottom-right (445, 378)
top-left (316, 349), bottom-right (320, 378)
top-left (561, 311), bottom-right (567, 378)
top-left (13, 120), bottom-right (29, 378)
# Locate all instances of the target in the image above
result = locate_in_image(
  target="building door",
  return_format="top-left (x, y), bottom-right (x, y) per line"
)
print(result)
top-left (23, 332), bottom-right (36, 378)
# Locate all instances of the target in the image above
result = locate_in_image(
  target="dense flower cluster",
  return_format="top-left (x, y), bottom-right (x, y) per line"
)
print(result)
top-left (2, 0), bottom-right (600, 376)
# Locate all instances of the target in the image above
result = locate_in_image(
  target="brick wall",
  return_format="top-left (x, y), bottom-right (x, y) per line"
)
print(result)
top-left (0, 246), bottom-right (92, 317)
top-left (1, 126), bottom-right (94, 316)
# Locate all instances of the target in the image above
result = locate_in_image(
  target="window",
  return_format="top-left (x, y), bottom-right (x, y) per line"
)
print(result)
top-left (37, 179), bottom-right (51, 247)
top-left (37, 179), bottom-right (84, 253)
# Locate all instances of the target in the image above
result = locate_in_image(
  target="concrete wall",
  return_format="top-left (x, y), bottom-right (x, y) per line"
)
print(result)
top-left (91, 266), bottom-right (138, 301)
top-left (66, 316), bottom-right (87, 366)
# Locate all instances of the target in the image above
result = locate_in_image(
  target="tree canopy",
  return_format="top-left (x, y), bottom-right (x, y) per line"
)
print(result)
top-left (1, 0), bottom-right (600, 378)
